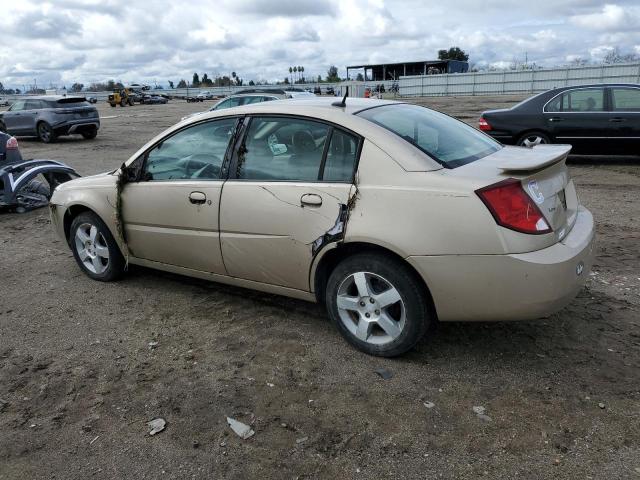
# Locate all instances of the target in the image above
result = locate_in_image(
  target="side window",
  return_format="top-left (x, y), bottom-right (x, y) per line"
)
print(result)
top-left (215, 97), bottom-right (242, 110)
top-left (562, 88), bottom-right (605, 112)
top-left (24, 100), bottom-right (41, 110)
top-left (323, 130), bottom-right (359, 182)
top-left (143, 118), bottom-right (237, 181)
top-left (242, 96), bottom-right (265, 105)
top-left (611, 88), bottom-right (640, 111)
top-left (238, 117), bottom-right (330, 181)
top-left (10, 100), bottom-right (25, 111)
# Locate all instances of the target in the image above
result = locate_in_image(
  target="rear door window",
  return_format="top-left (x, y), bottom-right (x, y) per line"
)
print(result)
top-left (611, 88), bottom-right (640, 111)
top-left (323, 129), bottom-right (359, 182)
top-left (237, 117), bottom-right (330, 181)
top-left (561, 88), bottom-right (605, 112)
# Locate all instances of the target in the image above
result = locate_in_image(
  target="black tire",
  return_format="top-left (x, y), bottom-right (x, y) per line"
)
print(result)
top-left (37, 122), bottom-right (56, 143)
top-left (0, 122), bottom-right (6, 133)
top-left (82, 128), bottom-right (98, 140)
top-left (70, 211), bottom-right (126, 282)
top-left (325, 253), bottom-right (431, 357)
top-left (110, 103), bottom-right (116, 108)
top-left (517, 131), bottom-right (550, 148)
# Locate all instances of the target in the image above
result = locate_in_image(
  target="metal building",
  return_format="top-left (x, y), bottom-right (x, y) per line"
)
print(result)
top-left (346, 59), bottom-right (468, 81)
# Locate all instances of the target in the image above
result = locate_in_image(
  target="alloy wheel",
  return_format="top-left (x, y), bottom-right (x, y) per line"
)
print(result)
top-left (336, 271), bottom-right (406, 345)
top-left (521, 135), bottom-right (547, 148)
top-left (38, 123), bottom-right (52, 142)
top-left (74, 222), bottom-right (110, 274)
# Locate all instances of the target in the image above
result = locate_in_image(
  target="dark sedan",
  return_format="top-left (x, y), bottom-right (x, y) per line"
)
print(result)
top-left (479, 83), bottom-right (640, 154)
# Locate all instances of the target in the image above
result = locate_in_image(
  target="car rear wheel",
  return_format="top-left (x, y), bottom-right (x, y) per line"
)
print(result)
top-left (70, 212), bottom-right (125, 282)
top-left (325, 253), bottom-right (431, 357)
top-left (82, 128), bottom-right (98, 140)
top-left (37, 122), bottom-right (56, 143)
top-left (0, 122), bottom-right (6, 133)
top-left (517, 131), bottom-right (550, 148)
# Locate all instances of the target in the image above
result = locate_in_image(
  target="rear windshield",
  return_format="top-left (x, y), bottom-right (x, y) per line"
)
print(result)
top-left (356, 104), bottom-right (501, 168)
top-left (51, 99), bottom-right (91, 108)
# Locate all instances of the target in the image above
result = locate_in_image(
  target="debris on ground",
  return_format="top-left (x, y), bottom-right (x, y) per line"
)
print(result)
top-left (147, 418), bottom-right (166, 436)
top-left (423, 401), bottom-right (435, 409)
top-left (374, 367), bottom-right (393, 380)
top-left (598, 402), bottom-right (606, 409)
top-left (472, 406), bottom-right (486, 415)
top-left (477, 414), bottom-right (493, 422)
top-left (148, 341), bottom-right (159, 350)
top-left (296, 436), bottom-right (308, 445)
top-left (0, 399), bottom-right (8, 413)
top-left (226, 417), bottom-right (254, 440)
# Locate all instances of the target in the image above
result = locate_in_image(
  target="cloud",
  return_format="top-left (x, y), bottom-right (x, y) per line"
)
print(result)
top-left (231, 0), bottom-right (337, 17)
top-left (570, 4), bottom-right (640, 31)
top-left (1, 0), bottom-right (640, 89)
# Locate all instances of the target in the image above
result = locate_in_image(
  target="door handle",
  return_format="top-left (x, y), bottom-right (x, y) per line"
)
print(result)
top-left (548, 117), bottom-right (562, 122)
top-left (189, 191), bottom-right (206, 205)
top-left (300, 193), bottom-right (322, 207)
top-left (609, 117), bottom-right (626, 122)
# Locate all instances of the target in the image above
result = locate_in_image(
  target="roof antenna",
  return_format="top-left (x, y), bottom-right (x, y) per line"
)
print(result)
top-left (332, 86), bottom-right (349, 107)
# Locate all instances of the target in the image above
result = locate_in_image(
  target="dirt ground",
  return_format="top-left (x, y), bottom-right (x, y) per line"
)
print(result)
top-left (1, 96), bottom-right (639, 480)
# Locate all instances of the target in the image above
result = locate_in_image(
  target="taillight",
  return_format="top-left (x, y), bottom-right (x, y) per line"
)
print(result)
top-left (478, 117), bottom-right (491, 131)
top-left (476, 179), bottom-right (551, 234)
top-left (6, 136), bottom-right (18, 150)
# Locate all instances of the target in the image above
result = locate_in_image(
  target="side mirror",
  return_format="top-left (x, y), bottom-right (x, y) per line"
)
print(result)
top-left (121, 156), bottom-right (143, 183)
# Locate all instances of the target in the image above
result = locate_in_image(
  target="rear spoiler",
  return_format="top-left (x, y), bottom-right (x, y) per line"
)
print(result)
top-left (496, 144), bottom-right (571, 172)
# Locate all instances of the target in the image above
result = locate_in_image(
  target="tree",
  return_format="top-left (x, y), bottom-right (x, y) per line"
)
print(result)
top-left (437, 47), bottom-right (469, 62)
top-left (300, 66), bottom-right (305, 83)
top-left (192, 73), bottom-right (200, 87)
top-left (603, 47), bottom-right (638, 64)
top-left (356, 73), bottom-right (364, 81)
top-left (326, 65), bottom-right (339, 82)
top-left (289, 66), bottom-right (293, 84)
top-left (0, 81), bottom-right (4, 93)
top-left (168, 80), bottom-right (174, 89)
top-left (70, 83), bottom-right (84, 92)
top-left (284, 77), bottom-right (290, 84)
top-left (249, 80), bottom-right (255, 86)
top-left (177, 79), bottom-right (187, 88)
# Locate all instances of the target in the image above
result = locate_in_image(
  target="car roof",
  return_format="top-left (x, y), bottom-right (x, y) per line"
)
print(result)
top-left (22, 95), bottom-right (86, 101)
top-left (551, 83), bottom-right (639, 92)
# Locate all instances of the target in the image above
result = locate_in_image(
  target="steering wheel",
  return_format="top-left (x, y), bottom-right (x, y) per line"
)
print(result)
top-left (181, 154), bottom-right (221, 177)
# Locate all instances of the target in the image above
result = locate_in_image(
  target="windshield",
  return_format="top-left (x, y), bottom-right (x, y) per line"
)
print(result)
top-left (356, 104), bottom-right (501, 168)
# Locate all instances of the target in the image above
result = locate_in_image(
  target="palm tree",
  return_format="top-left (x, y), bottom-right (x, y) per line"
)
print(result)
top-left (289, 66), bottom-right (293, 84)
top-left (300, 66), bottom-right (305, 84)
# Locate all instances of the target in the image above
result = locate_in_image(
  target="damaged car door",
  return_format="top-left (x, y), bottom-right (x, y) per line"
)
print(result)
top-left (220, 116), bottom-right (360, 291)
top-left (121, 117), bottom-right (239, 274)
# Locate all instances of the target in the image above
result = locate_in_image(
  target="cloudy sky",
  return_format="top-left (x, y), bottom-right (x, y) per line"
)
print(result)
top-left (2, 0), bottom-right (640, 89)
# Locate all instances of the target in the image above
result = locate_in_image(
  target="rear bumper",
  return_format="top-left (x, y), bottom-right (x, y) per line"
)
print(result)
top-left (407, 206), bottom-right (595, 322)
top-left (53, 119), bottom-right (100, 135)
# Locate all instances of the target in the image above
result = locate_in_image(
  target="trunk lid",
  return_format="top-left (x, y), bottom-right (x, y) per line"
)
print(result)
top-left (456, 144), bottom-right (579, 248)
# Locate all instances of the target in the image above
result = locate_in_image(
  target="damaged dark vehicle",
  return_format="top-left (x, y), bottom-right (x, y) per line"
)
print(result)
top-left (0, 132), bottom-right (79, 212)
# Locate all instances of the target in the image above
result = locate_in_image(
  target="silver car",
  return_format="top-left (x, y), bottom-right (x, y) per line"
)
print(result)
top-left (0, 96), bottom-right (100, 143)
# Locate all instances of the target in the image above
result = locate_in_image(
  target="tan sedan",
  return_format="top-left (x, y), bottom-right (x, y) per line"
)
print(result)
top-left (49, 98), bottom-right (595, 356)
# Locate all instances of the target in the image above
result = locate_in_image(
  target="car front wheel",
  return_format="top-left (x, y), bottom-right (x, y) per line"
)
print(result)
top-left (82, 128), bottom-right (98, 140)
top-left (70, 212), bottom-right (125, 282)
top-left (325, 253), bottom-right (431, 357)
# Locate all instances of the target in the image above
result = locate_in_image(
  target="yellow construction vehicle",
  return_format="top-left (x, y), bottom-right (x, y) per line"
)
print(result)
top-left (107, 88), bottom-right (135, 107)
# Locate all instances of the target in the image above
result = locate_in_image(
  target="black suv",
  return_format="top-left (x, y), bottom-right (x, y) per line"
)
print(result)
top-left (0, 96), bottom-right (100, 143)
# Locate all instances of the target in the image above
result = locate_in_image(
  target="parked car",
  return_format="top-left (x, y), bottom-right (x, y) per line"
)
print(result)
top-left (197, 91), bottom-right (214, 100)
top-left (0, 97), bottom-right (9, 107)
top-left (479, 83), bottom-right (640, 154)
top-left (87, 96), bottom-right (98, 104)
top-left (0, 96), bottom-right (100, 143)
top-left (181, 93), bottom-right (285, 120)
top-left (49, 98), bottom-right (594, 357)
top-left (314, 86), bottom-right (322, 95)
top-left (325, 86), bottom-right (335, 95)
top-left (284, 90), bottom-right (316, 98)
top-left (140, 95), bottom-right (168, 105)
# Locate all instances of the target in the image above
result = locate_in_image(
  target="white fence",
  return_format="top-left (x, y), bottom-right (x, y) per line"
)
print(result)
top-left (399, 62), bottom-right (640, 97)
